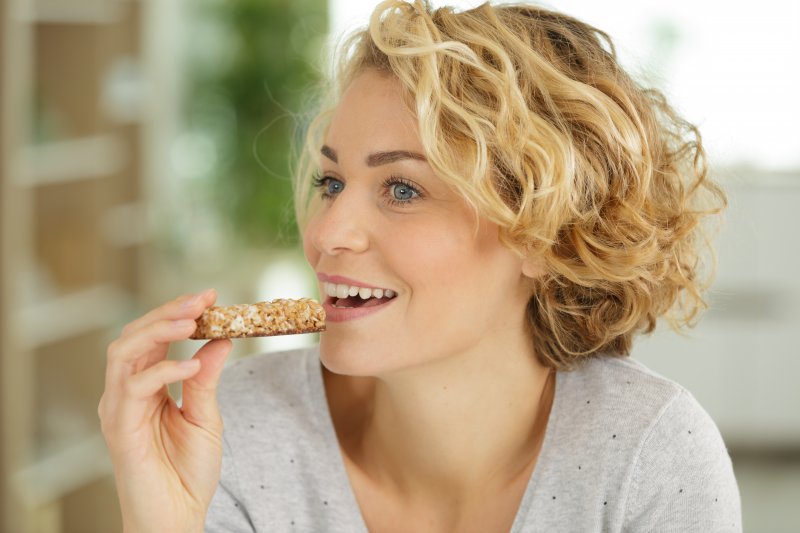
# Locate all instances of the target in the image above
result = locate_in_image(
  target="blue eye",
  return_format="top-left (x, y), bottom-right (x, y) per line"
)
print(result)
top-left (383, 176), bottom-right (422, 206)
top-left (325, 179), bottom-right (344, 196)
top-left (312, 174), bottom-right (344, 198)
top-left (312, 172), bottom-right (423, 207)
top-left (390, 182), bottom-right (417, 201)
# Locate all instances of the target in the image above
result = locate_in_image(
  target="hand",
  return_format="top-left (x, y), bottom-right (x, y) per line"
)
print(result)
top-left (98, 289), bottom-right (233, 533)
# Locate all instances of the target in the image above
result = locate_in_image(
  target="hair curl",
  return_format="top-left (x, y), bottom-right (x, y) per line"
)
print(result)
top-left (294, 0), bottom-right (726, 370)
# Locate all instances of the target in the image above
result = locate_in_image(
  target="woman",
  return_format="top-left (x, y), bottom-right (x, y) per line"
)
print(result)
top-left (99, 1), bottom-right (741, 531)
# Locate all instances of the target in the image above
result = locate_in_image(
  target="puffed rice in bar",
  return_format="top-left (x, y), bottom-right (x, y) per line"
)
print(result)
top-left (190, 298), bottom-right (325, 339)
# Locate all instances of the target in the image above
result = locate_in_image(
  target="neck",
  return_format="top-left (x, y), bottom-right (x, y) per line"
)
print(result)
top-left (323, 328), bottom-right (555, 506)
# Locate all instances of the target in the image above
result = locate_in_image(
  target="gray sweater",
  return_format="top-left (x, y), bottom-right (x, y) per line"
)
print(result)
top-left (205, 346), bottom-right (741, 532)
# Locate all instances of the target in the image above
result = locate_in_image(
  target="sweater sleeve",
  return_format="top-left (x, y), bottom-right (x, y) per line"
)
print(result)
top-left (204, 432), bottom-right (255, 532)
top-left (622, 389), bottom-right (742, 532)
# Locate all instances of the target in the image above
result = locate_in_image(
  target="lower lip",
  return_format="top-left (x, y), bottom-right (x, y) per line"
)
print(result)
top-left (323, 297), bottom-right (396, 323)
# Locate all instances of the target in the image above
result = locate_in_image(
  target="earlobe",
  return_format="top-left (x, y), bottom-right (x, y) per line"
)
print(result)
top-left (521, 250), bottom-right (546, 280)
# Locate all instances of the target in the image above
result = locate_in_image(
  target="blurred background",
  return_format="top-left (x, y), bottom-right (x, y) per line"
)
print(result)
top-left (0, 0), bottom-right (797, 531)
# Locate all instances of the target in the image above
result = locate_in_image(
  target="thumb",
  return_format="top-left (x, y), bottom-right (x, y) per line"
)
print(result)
top-left (180, 339), bottom-right (233, 428)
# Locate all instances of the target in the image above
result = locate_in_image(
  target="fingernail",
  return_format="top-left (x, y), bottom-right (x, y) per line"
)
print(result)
top-left (182, 289), bottom-right (210, 309)
top-left (195, 288), bottom-right (214, 300)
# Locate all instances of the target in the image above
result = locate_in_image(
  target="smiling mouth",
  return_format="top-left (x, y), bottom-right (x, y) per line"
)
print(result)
top-left (322, 281), bottom-right (397, 309)
top-left (328, 295), bottom-right (395, 309)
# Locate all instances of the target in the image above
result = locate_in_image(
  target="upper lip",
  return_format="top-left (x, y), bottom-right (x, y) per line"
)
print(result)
top-left (316, 272), bottom-right (395, 291)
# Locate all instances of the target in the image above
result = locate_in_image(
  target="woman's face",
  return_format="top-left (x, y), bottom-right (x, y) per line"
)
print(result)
top-left (303, 69), bottom-right (535, 377)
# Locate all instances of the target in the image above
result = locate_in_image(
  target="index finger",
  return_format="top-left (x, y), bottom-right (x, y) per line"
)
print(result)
top-left (123, 288), bottom-right (217, 336)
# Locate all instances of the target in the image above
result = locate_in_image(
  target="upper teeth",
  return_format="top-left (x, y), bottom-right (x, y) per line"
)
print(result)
top-left (324, 282), bottom-right (395, 300)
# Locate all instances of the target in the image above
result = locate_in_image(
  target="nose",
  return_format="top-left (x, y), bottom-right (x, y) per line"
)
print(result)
top-left (307, 190), bottom-right (370, 256)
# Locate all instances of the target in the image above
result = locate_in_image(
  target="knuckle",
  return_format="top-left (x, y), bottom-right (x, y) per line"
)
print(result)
top-left (97, 401), bottom-right (113, 434)
top-left (156, 318), bottom-right (174, 333)
top-left (106, 339), bottom-right (119, 359)
top-left (100, 427), bottom-right (117, 448)
top-left (98, 414), bottom-right (110, 435)
top-left (162, 359), bottom-right (181, 374)
top-left (122, 377), bottom-right (140, 398)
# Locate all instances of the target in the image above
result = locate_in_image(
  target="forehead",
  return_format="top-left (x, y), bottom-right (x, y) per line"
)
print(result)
top-left (326, 70), bottom-right (422, 153)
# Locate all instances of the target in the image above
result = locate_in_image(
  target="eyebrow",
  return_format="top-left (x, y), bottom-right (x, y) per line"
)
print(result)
top-left (320, 145), bottom-right (427, 167)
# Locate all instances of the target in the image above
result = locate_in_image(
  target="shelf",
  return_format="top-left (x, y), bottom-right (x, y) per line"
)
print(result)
top-left (718, 168), bottom-right (800, 190)
top-left (20, 134), bottom-right (126, 187)
top-left (2, 0), bottom-right (154, 529)
top-left (102, 202), bottom-right (149, 248)
top-left (10, 433), bottom-right (113, 508)
top-left (23, 0), bottom-right (127, 25)
top-left (17, 284), bottom-right (131, 350)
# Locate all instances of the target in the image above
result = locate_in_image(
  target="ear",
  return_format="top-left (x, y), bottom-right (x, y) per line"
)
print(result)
top-left (521, 248), bottom-right (546, 280)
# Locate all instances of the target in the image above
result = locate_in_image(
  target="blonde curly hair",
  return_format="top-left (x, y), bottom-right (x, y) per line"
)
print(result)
top-left (294, 0), bottom-right (726, 370)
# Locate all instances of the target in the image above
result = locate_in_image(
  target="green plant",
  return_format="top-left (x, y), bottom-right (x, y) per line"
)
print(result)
top-left (183, 0), bottom-right (327, 248)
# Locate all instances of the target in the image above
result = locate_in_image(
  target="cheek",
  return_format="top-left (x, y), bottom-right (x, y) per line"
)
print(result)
top-left (405, 226), bottom-right (477, 291)
top-left (302, 221), bottom-right (320, 267)
top-left (395, 240), bottom-right (481, 345)
top-left (408, 224), bottom-right (523, 313)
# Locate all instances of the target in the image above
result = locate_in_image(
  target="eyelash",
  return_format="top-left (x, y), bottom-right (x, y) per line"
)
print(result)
top-left (311, 173), bottom-right (423, 207)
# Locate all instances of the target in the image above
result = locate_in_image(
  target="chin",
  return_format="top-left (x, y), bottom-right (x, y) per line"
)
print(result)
top-left (319, 335), bottom-right (426, 378)
top-left (318, 337), bottom-right (381, 377)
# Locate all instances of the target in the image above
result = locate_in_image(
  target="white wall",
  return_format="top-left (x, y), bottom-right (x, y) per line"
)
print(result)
top-left (636, 176), bottom-right (800, 447)
top-left (329, 0), bottom-right (800, 171)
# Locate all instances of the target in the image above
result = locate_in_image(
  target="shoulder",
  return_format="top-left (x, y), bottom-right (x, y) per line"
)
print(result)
top-left (208, 346), bottom-right (361, 531)
top-left (555, 355), bottom-right (735, 448)
top-left (617, 364), bottom-right (741, 530)
top-left (527, 356), bottom-right (742, 531)
top-left (559, 355), bottom-right (684, 410)
top-left (549, 355), bottom-right (697, 455)
top-left (214, 344), bottom-right (331, 485)
top-left (218, 344), bottom-right (319, 405)
top-left (216, 345), bottom-right (327, 440)
top-left (558, 354), bottom-right (737, 477)
top-left (560, 356), bottom-right (729, 452)
top-left (551, 356), bottom-right (741, 531)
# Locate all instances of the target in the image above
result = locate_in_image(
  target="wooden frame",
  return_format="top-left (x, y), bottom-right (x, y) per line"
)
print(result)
top-left (1, 1), bottom-right (167, 531)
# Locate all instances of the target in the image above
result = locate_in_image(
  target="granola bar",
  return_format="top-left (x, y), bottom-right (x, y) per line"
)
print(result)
top-left (190, 298), bottom-right (325, 339)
